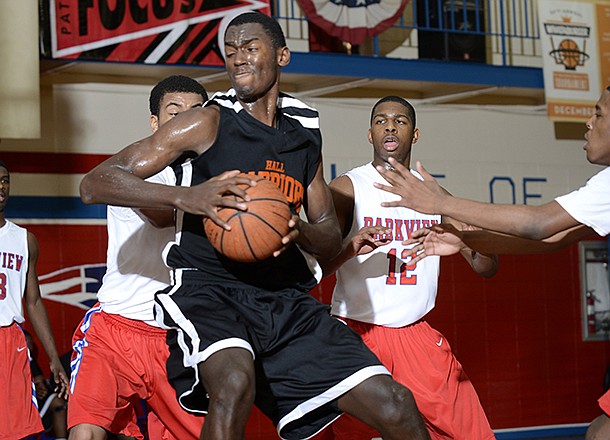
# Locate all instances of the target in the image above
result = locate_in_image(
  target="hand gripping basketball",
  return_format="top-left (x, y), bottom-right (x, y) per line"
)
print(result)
top-left (203, 173), bottom-right (292, 262)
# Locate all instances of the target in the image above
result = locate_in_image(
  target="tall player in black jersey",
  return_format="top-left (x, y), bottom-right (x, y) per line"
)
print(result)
top-left (80, 11), bottom-right (429, 440)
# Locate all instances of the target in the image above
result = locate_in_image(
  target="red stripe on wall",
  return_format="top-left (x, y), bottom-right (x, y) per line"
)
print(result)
top-left (0, 151), bottom-right (111, 174)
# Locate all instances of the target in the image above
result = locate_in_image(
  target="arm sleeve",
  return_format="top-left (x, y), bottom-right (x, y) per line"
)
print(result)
top-left (555, 167), bottom-right (610, 237)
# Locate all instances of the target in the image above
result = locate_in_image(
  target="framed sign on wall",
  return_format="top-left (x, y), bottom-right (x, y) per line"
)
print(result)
top-left (580, 241), bottom-right (610, 341)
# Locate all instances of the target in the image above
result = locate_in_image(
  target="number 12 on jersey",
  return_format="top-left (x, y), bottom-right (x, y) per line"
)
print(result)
top-left (386, 248), bottom-right (417, 285)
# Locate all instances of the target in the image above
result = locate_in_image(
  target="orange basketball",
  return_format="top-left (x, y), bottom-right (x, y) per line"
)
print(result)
top-left (204, 173), bottom-right (292, 262)
top-left (559, 39), bottom-right (580, 69)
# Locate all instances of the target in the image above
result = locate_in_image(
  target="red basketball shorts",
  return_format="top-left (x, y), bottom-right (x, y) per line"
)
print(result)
top-left (68, 308), bottom-right (203, 439)
top-left (332, 319), bottom-right (495, 440)
top-left (599, 389), bottom-right (610, 415)
top-left (0, 323), bottom-right (44, 440)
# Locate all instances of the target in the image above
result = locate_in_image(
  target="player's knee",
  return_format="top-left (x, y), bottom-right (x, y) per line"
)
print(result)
top-left (375, 382), bottom-right (420, 428)
top-left (213, 368), bottom-right (255, 406)
top-left (50, 396), bottom-right (67, 411)
top-left (68, 423), bottom-right (106, 440)
top-left (586, 415), bottom-right (610, 440)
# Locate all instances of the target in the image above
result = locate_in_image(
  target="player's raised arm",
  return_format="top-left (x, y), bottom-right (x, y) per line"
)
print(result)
top-left (406, 223), bottom-right (595, 265)
top-left (80, 107), bottom-right (216, 209)
top-left (80, 107), bottom-right (255, 222)
top-left (377, 158), bottom-right (580, 240)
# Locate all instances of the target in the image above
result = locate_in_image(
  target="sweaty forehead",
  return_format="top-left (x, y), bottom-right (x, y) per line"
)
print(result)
top-left (162, 92), bottom-right (203, 104)
top-left (225, 22), bottom-right (267, 45)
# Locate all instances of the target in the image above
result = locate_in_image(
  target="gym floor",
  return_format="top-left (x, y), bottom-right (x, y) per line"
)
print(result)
top-left (494, 424), bottom-right (588, 440)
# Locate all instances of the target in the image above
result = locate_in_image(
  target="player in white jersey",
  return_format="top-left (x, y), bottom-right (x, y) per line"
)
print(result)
top-left (374, 87), bottom-right (610, 440)
top-left (0, 159), bottom-right (69, 439)
top-left (320, 96), bottom-right (498, 439)
top-left (68, 76), bottom-right (207, 440)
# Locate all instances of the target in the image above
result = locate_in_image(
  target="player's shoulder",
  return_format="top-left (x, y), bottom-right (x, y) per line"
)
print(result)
top-left (205, 90), bottom-right (239, 111)
top-left (183, 104), bottom-right (219, 122)
top-left (278, 92), bottom-right (318, 114)
top-left (330, 174), bottom-right (354, 195)
top-left (589, 166), bottom-right (610, 186)
top-left (26, 229), bottom-right (39, 255)
top-left (173, 105), bottom-right (220, 149)
top-left (8, 221), bottom-right (29, 238)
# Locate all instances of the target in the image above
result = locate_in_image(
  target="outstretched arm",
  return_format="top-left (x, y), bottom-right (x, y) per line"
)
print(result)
top-left (24, 232), bottom-right (69, 400)
top-left (405, 223), bottom-right (595, 264)
top-left (375, 158), bottom-right (581, 240)
top-left (80, 107), bottom-right (255, 229)
top-left (442, 217), bottom-right (498, 278)
top-left (81, 108), bottom-right (215, 209)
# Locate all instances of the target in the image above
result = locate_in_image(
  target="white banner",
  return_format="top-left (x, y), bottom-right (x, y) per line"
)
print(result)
top-left (538, 0), bottom-right (610, 122)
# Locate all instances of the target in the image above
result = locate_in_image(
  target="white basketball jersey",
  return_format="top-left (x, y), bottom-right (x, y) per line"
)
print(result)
top-left (0, 221), bottom-right (29, 326)
top-left (97, 168), bottom-right (176, 326)
top-left (555, 167), bottom-right (610, 237)
top-left (331, 163), bottom-right (441, 327)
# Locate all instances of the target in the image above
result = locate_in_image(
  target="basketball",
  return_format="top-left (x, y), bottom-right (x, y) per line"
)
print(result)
top-left (204, 173), bottom-right (292, 263)
top-left (558, 39), bottom-right (580, 70)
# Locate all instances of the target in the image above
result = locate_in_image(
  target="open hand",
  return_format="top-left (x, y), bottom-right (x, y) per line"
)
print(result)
top-left (34, 377), bottom-right (49, 400)
top-left (403, 223), bottom-right (466, 264)
top-left (349, 226), bottom-right (392, 256)
top-left (49, 359), bottom-right (70, 400)
top-left (187, 171), bottom-right (258, 230)
top-left (374, 158), bottom-right (446, 214)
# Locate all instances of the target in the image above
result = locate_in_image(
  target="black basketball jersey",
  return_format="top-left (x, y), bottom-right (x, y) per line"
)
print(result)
top-left (165, 90), bottom-right (322, 292)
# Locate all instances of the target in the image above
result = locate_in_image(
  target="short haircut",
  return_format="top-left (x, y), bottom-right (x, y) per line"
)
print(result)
top-left (149, 75), bottom-right (208, 116)
top-left (370, 96), bottom-right (416, 127)
top-left (226, 11), bottom-right (286, 51)
top-left (0, 160), bottom-right (7, 173)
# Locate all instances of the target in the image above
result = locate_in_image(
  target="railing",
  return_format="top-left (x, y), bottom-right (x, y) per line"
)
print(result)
top-left (272, 0), bottom-right (541, 68)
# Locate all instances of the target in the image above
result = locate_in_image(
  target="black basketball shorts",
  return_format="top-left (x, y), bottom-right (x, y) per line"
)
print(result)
top-left (153, 269), bottom-right (390, 439)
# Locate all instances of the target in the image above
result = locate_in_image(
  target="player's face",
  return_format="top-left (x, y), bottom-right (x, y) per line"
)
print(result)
top-left (224, 23), bottom-right (288, 102)
top-left (150, 92), bottom-right (205, 132)
top-left (369, 101), bottom-right (419, 168)
top-left (584, 89), bottom-right (610, 166)
top-left (0, 167), bottom-right (10, 212)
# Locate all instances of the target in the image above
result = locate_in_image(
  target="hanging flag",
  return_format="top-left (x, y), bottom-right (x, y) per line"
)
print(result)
top-left (42, 0), bottom-right (270, 66)
top-left (295, 0), bottom-right (409, 46)
top-left (537, 0), bottom-right (610, 122)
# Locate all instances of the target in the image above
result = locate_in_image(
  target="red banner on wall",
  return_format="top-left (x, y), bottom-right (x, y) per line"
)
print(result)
top-left (45, 0), bottom-right (270, 66)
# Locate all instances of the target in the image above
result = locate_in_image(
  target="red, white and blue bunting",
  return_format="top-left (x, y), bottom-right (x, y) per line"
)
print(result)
top-left (296, 0), bottom-right (409, 46)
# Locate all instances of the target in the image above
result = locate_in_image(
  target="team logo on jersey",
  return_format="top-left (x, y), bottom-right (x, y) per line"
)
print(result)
top-left (254, 160), bottom-right (306, 213)
top-left (0, 251), bottom-right (25, 272)
top-left (364, 217), bottom-right (439, 241)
